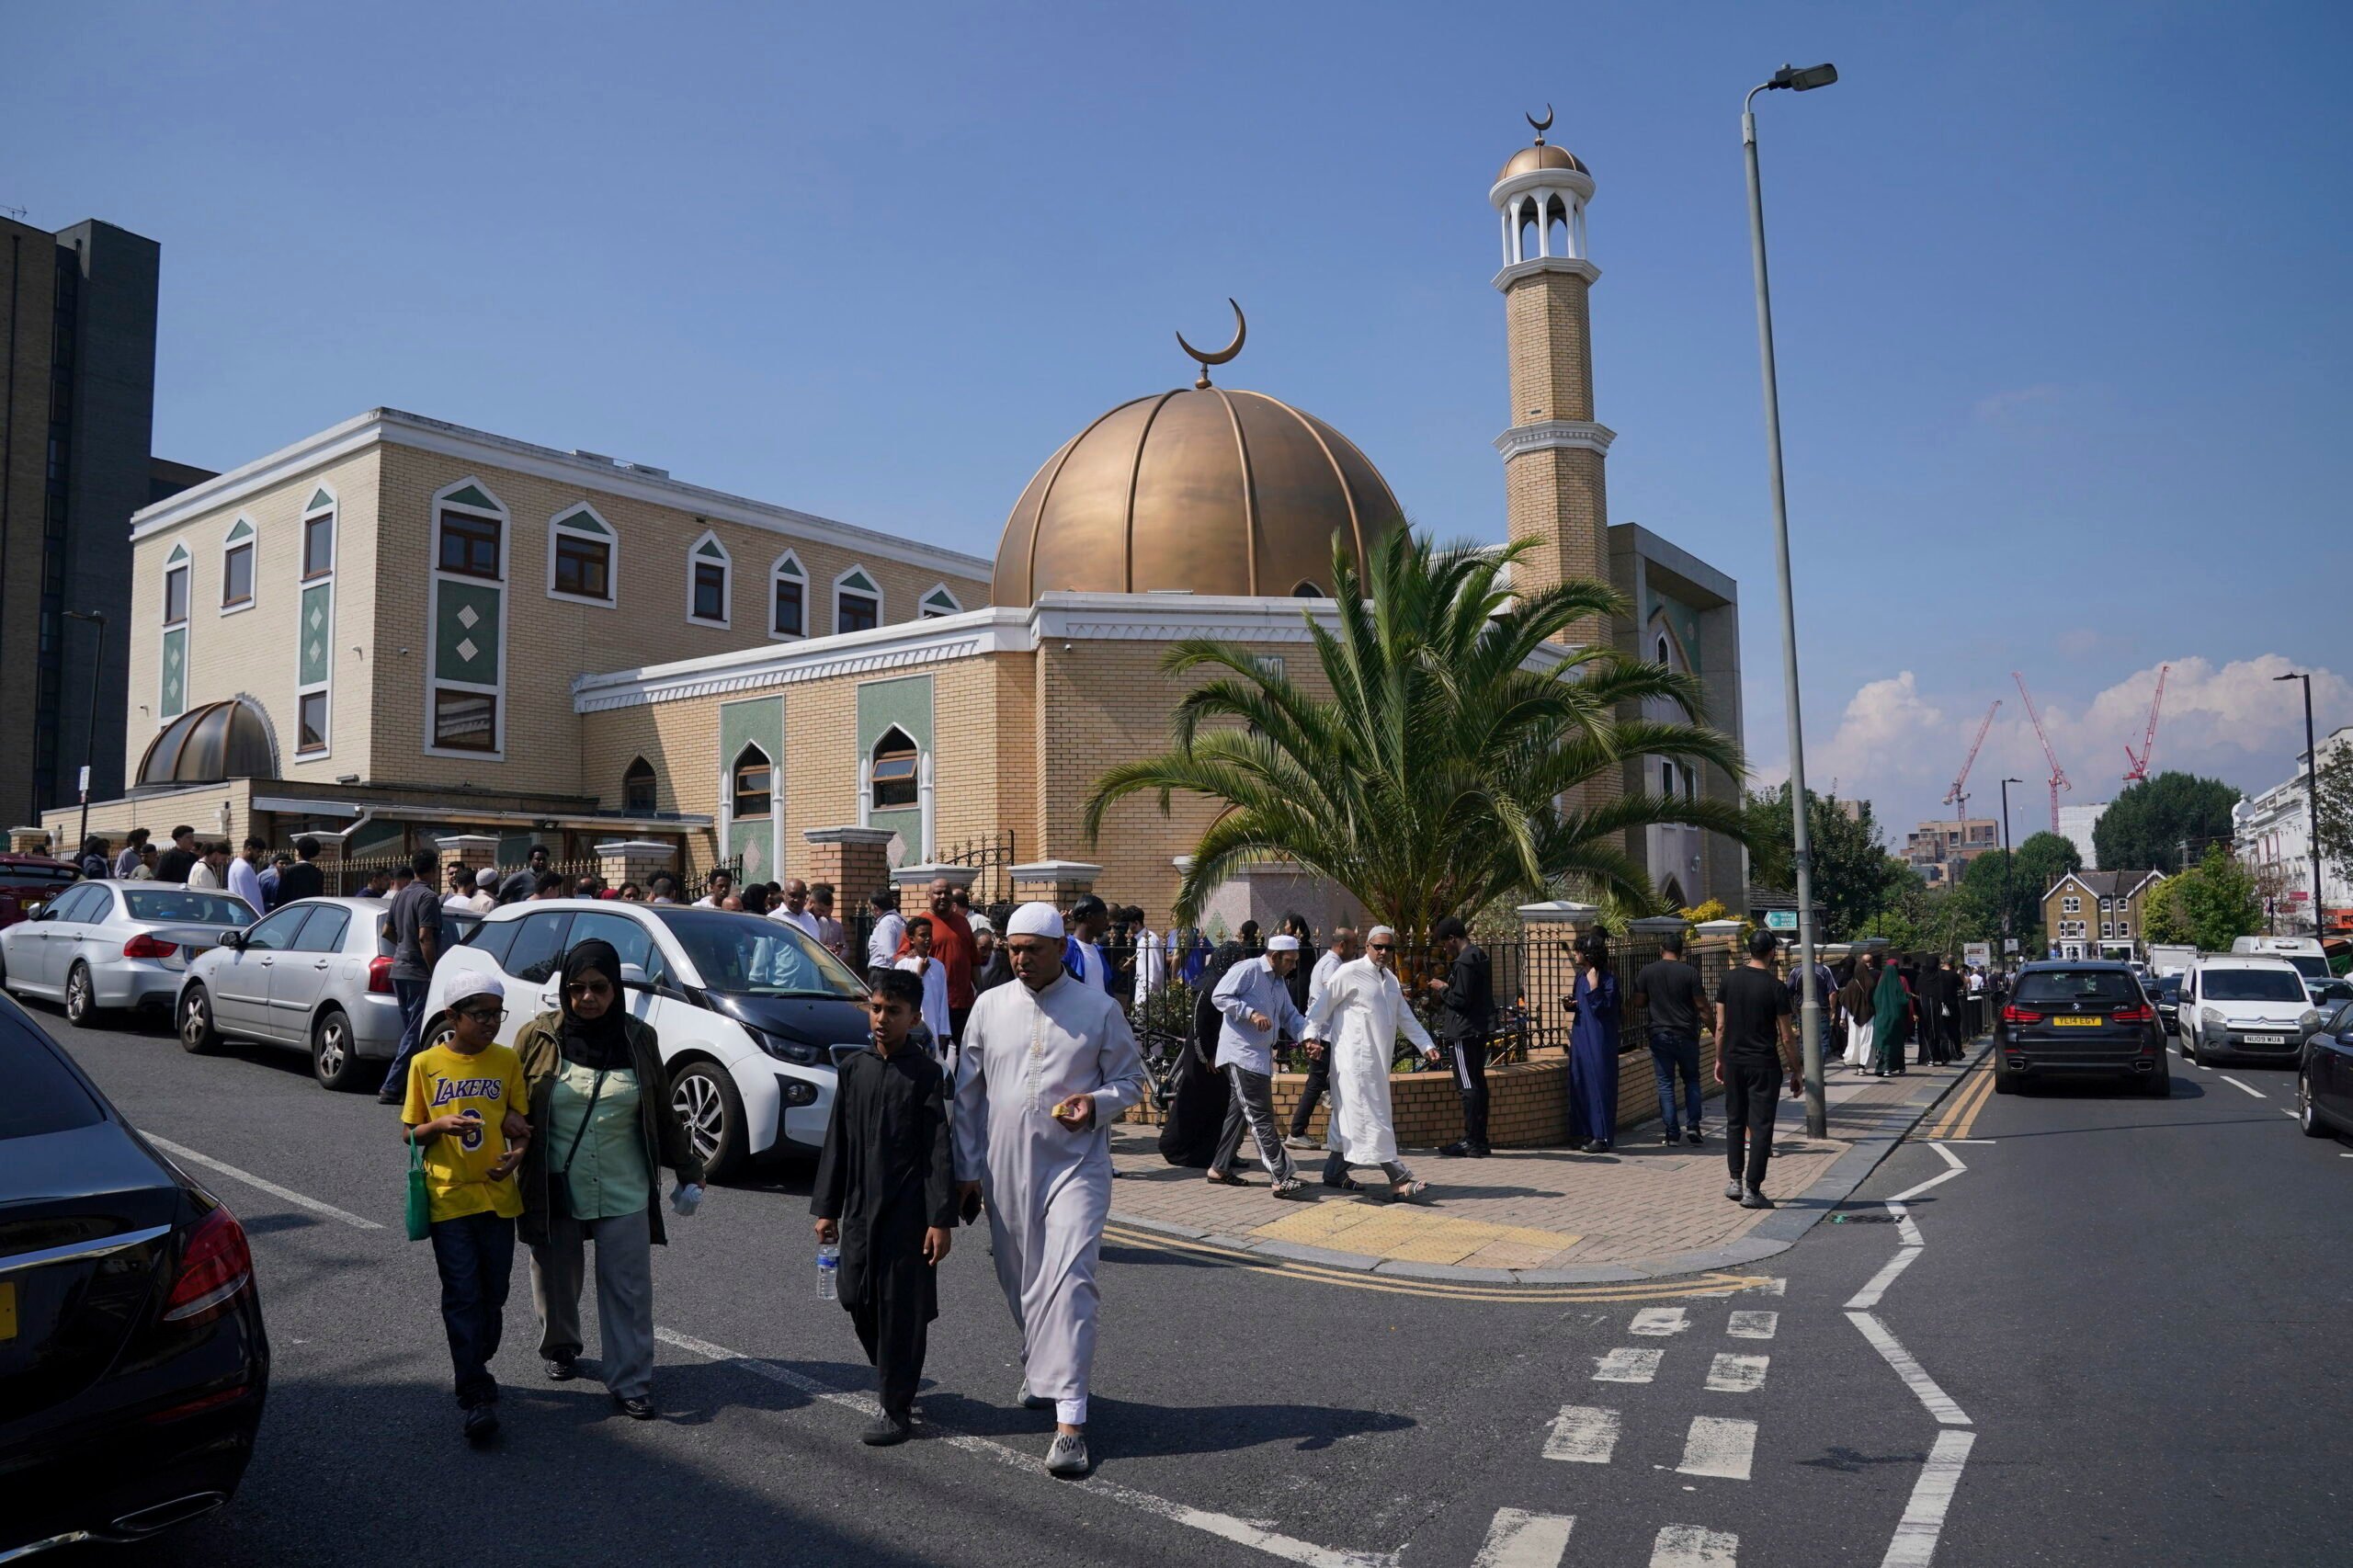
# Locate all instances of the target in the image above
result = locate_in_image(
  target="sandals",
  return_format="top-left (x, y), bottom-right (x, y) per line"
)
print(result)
top-left (1204, 1169), bottom-right (1251, 1187)
top-left (1388, 1179), bottom-right (1430, 1202)
top-left (1321, 1175), bottom-right (1363, 1192)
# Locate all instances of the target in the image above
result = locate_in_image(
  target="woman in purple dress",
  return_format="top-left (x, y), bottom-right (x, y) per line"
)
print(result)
top-left (1565, 932), bottom-right (1621, 1153)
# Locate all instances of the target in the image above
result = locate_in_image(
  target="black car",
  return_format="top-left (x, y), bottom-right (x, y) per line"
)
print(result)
top-left (2299, 999), bottom-right (2353, 1138)
top-left (1, 995), bottom-right (269, 1555)
top-left (2149, 973), bottom-right (2184, 1035)
top-left (1995, 960), bottom-right (2169, 1096)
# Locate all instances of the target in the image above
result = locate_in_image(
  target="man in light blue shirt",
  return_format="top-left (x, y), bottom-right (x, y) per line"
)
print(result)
top-left (1206, 935), bottom-right (1313, 1196)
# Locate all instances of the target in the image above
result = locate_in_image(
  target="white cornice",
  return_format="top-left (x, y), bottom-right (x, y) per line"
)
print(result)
top-left (1489, 168), bottom-right (1596, 209)
top-left (129, 407), bottom-right (993, 581)
top-left (1495, 420), bottom-right (1617, 460)
top-left (1492, 256), bottom-right (1601, 293)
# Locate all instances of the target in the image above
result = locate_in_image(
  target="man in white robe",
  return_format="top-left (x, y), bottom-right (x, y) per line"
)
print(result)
top-left (1303, 925), bottom-right (1438, 1200)
top-left (953, 902), bottom-right (1148, 1477)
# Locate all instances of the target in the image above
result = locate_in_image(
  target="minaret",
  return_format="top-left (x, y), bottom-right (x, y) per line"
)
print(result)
top-left (1490, 111), bottom-right (1613, 647)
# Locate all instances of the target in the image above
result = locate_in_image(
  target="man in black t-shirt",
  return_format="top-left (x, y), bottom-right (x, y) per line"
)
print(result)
top-left (1714, 928), bottom-right (1804, 1209)
top-left (1633, 935), bottom-right (1709, 1146)
top-left (275, 835), bottom-right (326, 904)
top-left (154, 824), bottom-right (199, 885)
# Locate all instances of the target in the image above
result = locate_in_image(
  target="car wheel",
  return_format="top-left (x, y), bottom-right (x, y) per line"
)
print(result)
top-left (63, 961), bottom-right (101, 1027)
top-left (178, 986), bottom-right (221, 1055)
top-left (668, 1061), bottom-right (745, 1182)
top-left (312, 1006), bottom-right (367, 1092)
top-left (1993, 1055), bottom-right (2017, 1095)
top-left (2144, 1060), bottom-right (2171, 1098)
top-left (2298, 1067), bottom-right (2332, 1138)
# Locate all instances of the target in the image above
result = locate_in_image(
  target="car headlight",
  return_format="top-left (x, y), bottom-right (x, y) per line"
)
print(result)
top-left (748, 1028), bottom-right (824, 1066)
top-left (2200, 1006), bottom-right (2224, 1029)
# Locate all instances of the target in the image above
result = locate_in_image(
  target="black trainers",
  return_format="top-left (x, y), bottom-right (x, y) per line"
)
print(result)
top-left (1740, 1188), bottom-right (1775, 1210)
top-left (860, 1414), bottom-right (914, 1446)
top-left (1438, 1141), bottom-right (1473, 1157)
top-left (462, 1403), bottom-right (499, 1444)
top-left (1685, 1129), bottom-right (1704, 1145)
top-left (1660, 1128), bottom-right (1678, 1146)
top-left (545, 1355), bottom-right (578, 1382)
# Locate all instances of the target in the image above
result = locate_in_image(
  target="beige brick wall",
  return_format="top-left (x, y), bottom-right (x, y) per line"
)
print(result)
top-left (1506, 271), bottom-right (1595, 425)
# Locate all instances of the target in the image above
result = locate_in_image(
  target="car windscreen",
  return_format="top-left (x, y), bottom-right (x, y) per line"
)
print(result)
top-left (0, 1025), bottom-right (103, 1139)
top-left (2284, 954), bottom-right (2330, 982)
top-left (2015, 970), bottom-right (2141, 1006)
top-left (3, 863), bottom-right (81, 889)
top-left (123, 889), bottom-right (256, 925)
top-left (2200, 968), bottom-right (2308, 1004)
top-left (652, 907), bottom-right (865, 998)
top-left (2150, 976), bottom-right (2180, 999)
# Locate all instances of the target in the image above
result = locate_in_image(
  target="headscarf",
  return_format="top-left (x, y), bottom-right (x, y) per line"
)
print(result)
top-left (1871, 959), bottom-right (1910, 1037)
top-left (557, 938), bottom-right (631, 1071)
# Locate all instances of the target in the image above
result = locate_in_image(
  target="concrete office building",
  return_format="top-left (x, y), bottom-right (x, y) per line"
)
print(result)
top-left (0, 214), bottom-right (210, 827)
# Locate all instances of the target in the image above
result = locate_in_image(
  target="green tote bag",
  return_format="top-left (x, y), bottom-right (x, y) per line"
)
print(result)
top-left (404, 1135), bottom-right (431, 1242)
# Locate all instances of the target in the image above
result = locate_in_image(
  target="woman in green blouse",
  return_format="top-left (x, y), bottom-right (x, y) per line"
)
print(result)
top-left (517, 938), bottom-right (706, 1420)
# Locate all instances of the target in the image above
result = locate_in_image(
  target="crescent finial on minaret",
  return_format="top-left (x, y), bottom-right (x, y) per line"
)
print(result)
top-left (1528, 104), bottom-right (1553, 143)
top-left (1176, 299), bottom-right (1246, 390)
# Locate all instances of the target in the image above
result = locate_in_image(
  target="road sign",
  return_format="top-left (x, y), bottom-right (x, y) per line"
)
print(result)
top-left (1765, 910), bottom-right (1797, 931)
top-left (2004, 938), bottom-right (2020, 953)
top-left (1964, 942), bottom-right (1991, 968)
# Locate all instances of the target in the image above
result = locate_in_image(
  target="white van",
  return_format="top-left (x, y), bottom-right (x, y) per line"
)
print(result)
top-left (2177, 955), bottom-right (2324, 1066)
top-left (2230, 936), bottom-right (2333, 994)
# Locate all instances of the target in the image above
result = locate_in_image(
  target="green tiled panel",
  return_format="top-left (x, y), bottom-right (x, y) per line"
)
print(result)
top-left (857, 675), bottom-right (933, 756)
top-left (299, 584), bottom-right (334, 686)
top-left (435, 581), bottom-right (502, 684)
top-left (160, 628), bottom-right (187, 719)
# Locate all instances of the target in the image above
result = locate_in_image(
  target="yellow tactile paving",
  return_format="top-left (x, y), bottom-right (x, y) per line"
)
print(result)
top-left (1249, 1200), bottom-right (1581, 1266)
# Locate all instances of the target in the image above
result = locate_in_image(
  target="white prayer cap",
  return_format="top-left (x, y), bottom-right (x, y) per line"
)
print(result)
top-left (1007, 901), bottom-right (1066, 938)
top-left (475, 867), bottom-right (499, 888)
top-left (443, 967), bottom-right (502, 1007)
top-left (1265, 934), bottom-right (1301, 952)
top-left (1366, 925), bottom-right (1397, 944)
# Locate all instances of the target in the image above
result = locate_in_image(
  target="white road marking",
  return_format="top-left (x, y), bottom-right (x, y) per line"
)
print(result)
top-left (1847, 1244), bottom-right (1923, 1310)
top-left (1593, 1346), bottom-right (1664, 1383)
top-left (1675, 1415), bottom-right (1756, 1480)
top-left (1474, 1509), bottom-right (1574, 1568)
top-left (1880, 1428), bottom-right (1976, 1567)
top-left (1542, 1405), bottom-right (1621, 1464)
top-left (1891, 1206), bottom-right (1926, 1247)
top-left (1652, 1523), bottom-right (1741, 1566)
top-left (1929, 1138), bottom-right (1998, 1144)
top-left (2219, 1075), bottom-right (2265, 1098)
top-left (1631, 1306), bottom-right (1690, 1335)
top-left (1847, 1312), bottom-right (1970, 1425)
top-left (1705, 1353), bottom-right (1769, 1393)
top-left (1726, 1311), bottom-right (1779, 1340)
top-left (1891, 1138), bottom-right (1968, 1203)
top-left (1749, 1277), bottom-right (1786, 1296)
top-left (1927, 1141), bottom-right (1967, 1171)
top-left (654, 1327), bottom-right (1396, 1568)
top-left (143, 1134), bottom-right (382, 1230)
top-left (2282, 1108), bottom-right (2300, 1119)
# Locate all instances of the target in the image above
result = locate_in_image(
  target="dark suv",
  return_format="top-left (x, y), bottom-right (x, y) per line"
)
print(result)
top-left (1995, 960), bottom-right (2168, 1096)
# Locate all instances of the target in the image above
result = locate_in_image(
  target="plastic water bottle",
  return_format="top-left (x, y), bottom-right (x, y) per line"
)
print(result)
top-left (816, 1243), bottom-right (839, 1300)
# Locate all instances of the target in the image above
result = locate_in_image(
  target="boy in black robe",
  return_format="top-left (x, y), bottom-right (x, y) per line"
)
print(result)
top-left (813, 966), bottom-right (959, 1445)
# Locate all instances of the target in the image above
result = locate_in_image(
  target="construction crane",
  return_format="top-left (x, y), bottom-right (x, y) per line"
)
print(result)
top-left (1944, 699), bottom-right (2002, 818)
top-left (2121, 664), bottom-right (2169, 783)
top-left (2013, 672), bottom-right (2072, 834)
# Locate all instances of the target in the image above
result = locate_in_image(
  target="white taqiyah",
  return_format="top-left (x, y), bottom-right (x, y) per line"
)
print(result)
top-left (1366, 925), bottom-right (1397, 944)
top-left (1266, 934), bottom-right (1301, 952)
top-left (442, 967), bottom-right (502, 1008)
top-left (1007, 902), bottom-right (1066, 939)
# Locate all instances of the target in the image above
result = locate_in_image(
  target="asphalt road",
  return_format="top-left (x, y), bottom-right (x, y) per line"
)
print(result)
top-left (28, 998), bottom-right (2348, 1568)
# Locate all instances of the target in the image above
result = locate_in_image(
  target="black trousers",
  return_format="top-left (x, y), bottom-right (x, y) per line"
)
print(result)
top-left (848, 1284), bottom-right (930, 1422)
top-left (1287, 1053), bottom-right (1331, 1137)
top-left (428, 1210), bottom-right (515, 1408)
top-left (1447, 1038), bottom-right (1489, 1149)
top-left (1722, 1059), bottom-right (1784, 1192)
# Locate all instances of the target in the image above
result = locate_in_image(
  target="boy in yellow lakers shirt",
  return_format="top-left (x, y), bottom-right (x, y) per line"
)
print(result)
top-left (402, 966), bottom-right (530, 1443)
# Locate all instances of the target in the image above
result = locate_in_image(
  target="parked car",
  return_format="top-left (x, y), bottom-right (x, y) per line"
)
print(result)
top-left (2308, 977), bottom-right (2353, 1015)
top-left (422, 900), bottom-right (870, 1179)
top-left (2148, 972), bottom-right (2183, 1035)
top-left (174, 897), bottom-right (424, 1091)
top-left (0, 855), bottom-right (82, 933)
top-left (2177, 956), bottom-right (2324, 1067)
top-left (2300, 999), bottom-right (2353, 1138)
top-left (1995, 960), bottom-right (2168, 1096)
top-left (0, 882), bottom-right (255, 1028)
top-left (0, 994), bottom-right (269, 1556)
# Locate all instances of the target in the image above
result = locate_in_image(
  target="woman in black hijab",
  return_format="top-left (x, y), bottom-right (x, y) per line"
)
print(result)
top-left (516, 938), bottom-right (706, 1419)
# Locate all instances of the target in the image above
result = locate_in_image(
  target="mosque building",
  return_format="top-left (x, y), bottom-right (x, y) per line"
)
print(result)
top-left (44, 120), bottom-right (1745, 921)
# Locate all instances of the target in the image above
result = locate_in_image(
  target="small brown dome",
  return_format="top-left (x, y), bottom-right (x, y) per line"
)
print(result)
top-left (992, 387), bottom-right (1404, 606)
top-left (138, 699), bottom-right (276, 788)
top-left (1497, 142), bottom-right (1588, 182)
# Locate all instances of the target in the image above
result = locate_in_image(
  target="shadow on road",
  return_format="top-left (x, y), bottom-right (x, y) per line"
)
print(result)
top-left (915, 1388), bottom-right (1414, 1457)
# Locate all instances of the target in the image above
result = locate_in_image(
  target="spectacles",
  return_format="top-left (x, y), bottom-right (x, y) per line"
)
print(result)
top-left (460, 1007), bottom-right (507, 1025)
top-left (1369, 943), bottom-right (1393, 952)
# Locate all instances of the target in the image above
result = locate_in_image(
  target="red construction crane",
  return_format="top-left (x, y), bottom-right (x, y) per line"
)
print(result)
top-left (1944, 699), bottom-right (2002, 815)
top-left (2122, 664), bottom-right (2169, 783)
top-left (2013, 672), bottom-right (2072, 834)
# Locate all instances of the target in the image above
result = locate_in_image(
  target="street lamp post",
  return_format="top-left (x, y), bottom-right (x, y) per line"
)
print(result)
top-left (1999, 778), bottom-right (2023, 960)
top-left (1744, 60), bottom-right (1838, 1139)
top-left (2276, 672), bottom-right (2323, 935)
top-left (63, 609), bottom-right (108, 858)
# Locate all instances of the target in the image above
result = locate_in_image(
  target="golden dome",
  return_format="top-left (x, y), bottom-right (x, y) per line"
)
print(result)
top-left (991, 386), bottom-right (1405, 606)
top-left (1497, 142), bottom-right (1587, 182)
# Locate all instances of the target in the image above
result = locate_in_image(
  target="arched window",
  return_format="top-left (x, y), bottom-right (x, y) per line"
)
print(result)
top-left (870, 727), bottom-right (918, 810)
top-left (437, 484), bottom-right (504, 579)
top-left (770, 551), bottom-right (807, 639)
top-left (688, 531), bottom-right (732, 627)
top-left (221, 517), bottom-right (256, 611)
top-left (1655, 632), bottom-right (1671, 665)
top-left (623, 756), bottom-right (657, 813)
top-left (731, 745), bottom-right (772, 818)
top-left (548, 505), bottom-right (617, 607)
top-left (835, 566), bottom-right (881, 635)
top-left (1292, 580), bottom-right (1324, 598)
top-left (163, 542), bottom-right (190, 628)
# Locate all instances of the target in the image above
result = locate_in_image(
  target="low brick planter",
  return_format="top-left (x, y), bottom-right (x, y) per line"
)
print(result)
top-left (1124, 1039), bottom-right (1730, 1150)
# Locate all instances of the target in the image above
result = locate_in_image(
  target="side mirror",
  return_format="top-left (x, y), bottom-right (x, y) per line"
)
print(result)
top-left (222, 929), bottom-right (246, 950)
top-left (26, 903), bottom-right (48, 921)
top-left (620, 962), bottom-right (653, 992)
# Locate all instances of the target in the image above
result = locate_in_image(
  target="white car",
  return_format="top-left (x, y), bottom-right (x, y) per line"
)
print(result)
top-left (421, 900), bottom-right (870, 1178)
top-left (2177, 956), bottom-right (2323, 1067)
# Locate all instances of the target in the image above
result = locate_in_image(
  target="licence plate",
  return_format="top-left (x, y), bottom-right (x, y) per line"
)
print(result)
top-left (0, 1280), bottom-right (15, 1342)
top-left (2051, 1017), bottom-right (2101, 1028)
top-left (2245, 1033), bottom-right (2286, 1045)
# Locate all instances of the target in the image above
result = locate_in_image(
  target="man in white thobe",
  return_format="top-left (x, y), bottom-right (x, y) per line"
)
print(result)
top-left (1303, 925), bottom-right (1438, 1200)
top-left (953, 902), bottom-right (1148, 1478)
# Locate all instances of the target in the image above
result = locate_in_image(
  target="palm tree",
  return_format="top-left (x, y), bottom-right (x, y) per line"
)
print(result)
top-left (1083, 529), bottom-right (1750, 934)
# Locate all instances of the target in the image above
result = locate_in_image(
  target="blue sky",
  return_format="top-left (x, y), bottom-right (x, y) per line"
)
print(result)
top-left (14, 1), bottom-right (2349, 842)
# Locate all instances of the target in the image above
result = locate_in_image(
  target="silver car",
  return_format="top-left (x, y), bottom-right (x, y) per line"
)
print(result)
top-left (0, 880), bottom-right (255, 1026)
top-left (176, 896), bottom-right (431, 1092)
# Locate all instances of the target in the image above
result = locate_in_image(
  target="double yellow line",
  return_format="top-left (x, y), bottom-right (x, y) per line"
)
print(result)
top-left (1102, 1221), bottom-right (1773, 1304)
top-left (1922, 1062), bottom-right (1998, 1142)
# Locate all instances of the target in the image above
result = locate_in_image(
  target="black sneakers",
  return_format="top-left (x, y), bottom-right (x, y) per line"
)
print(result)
top-left (545, 1355), bottom-right (578, 1382)
top-left (860, 1414), bottom-right (914, 1446)
top-left (1740, 1188), bottom-right (1775, 1210)
top-left (462, 1403), bottom-right (499, 1444)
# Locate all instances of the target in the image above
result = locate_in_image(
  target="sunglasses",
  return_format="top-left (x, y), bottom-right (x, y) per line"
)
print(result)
top-left (1369, 943), bottom-right (1394, 952)
top-left (566, 979), bottom-right (615, 996)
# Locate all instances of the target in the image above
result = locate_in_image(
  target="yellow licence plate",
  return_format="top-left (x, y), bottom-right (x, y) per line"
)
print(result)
top-left (0, 1280), bottom-right (16, 1342)
top-left (2051, 1017), bottom-right (2102, 1027)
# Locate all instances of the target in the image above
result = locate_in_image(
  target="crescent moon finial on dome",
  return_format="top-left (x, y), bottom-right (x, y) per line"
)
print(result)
top-left (1528, 104), bottom-right (1553, 143)
top-left (1176, 299), bottom-right (1245, 389)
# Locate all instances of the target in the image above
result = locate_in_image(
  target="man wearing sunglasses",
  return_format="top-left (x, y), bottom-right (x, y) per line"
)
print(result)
top-left (1303, 926), bottom-right (1438, 1200)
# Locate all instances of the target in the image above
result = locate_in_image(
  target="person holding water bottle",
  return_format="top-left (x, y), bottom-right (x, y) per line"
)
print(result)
top-left (811, 967), bottom-right (958, 1445)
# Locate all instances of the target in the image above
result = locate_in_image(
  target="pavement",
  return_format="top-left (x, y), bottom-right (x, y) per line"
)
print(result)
top-left (25, 998), bottom-right (2350, 1568)
top-left (1108, 1057), bottom-right (1979, 1281)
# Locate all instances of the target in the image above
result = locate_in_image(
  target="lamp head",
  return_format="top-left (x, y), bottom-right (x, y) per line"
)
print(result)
top-left (1771, 62), bottom-right (1839, 91)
